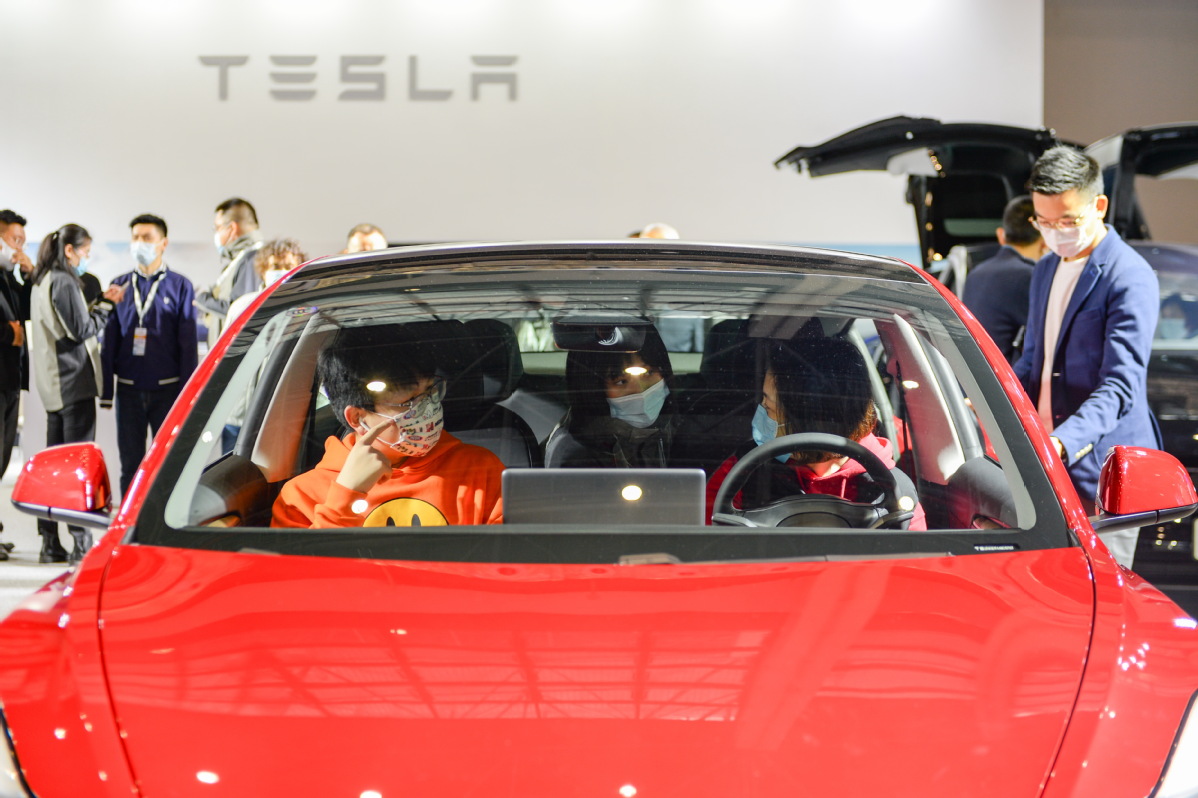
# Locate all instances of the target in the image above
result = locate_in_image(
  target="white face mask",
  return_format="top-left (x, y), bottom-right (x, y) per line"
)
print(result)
top-left (1158, 317), bottom-right (1189, 340)
top-left (606, 378), bottom-right (669, 429)
top-left (131, 241), bottom-right (159, 268)
top-left (0, 238), bottom-right (13, 268)
top-left (1041, 225), bottom-right (1094, 260)
top-left (214, 231), bottom-right (227, 254)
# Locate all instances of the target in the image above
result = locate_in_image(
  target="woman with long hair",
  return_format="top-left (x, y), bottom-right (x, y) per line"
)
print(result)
top-left (29, 223), bottom-right (124, 563)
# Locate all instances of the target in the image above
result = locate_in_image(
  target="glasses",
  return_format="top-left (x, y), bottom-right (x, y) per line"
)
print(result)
top-left (1029, 208), bottom-right (1094, 232)
top-left (374, 377), bottom-right (446, 420)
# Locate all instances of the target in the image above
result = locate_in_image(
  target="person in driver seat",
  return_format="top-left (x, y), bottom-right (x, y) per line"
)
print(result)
top-left (705, 336), bottom-right (925, 529)
top-left (271, 324), bottom-right (504, 528)
top-left (544, 325), bottom-right (679, 468)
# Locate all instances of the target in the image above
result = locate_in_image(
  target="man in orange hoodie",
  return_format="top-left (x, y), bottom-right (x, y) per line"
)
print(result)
top-left (272, 324), bottom-right (503, 528)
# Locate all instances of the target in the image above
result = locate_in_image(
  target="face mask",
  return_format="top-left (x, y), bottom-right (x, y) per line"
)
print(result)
top-left (0, 239), bottom-right (13, 269)
top-left (75, 255), bottom-right (91, 274)
top-left (751, 404), bottom-right (791, 463)
top-left (362, 398), bottom-right (444, 458)
top-left (214, 230), bottom-right (228, 255)
top-left (606, 378), bottom-right (668, 429)
top-left (263, 268), bottom-right (289, 286)
top-left (1158, 318), bottom-right (1188, 340)
top-left (1041, 222), bottom-right (1094, 260)
top-left (131, 241), bottom-right (159, 268)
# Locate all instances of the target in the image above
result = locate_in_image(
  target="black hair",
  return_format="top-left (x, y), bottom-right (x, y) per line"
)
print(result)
top-left (1027, 145), bottom-right (1103, 201)
top-left (768, 336), bottom-right (877, 465)
top-left (1161, 294), bottom-right (1198, 332)
top-left (0, 210), bottom-right (27, 228)
top-left (1001, 195), bottom-right (1040, 246)
top-left (130, 213), bottom-right (168, 238)
top-left (32, 223), bottom-right (90, 287)
top-left (214, 197), bottom-right (258, 228)
top-left (565, 325), bottom-right (673, 429)
top-left (319, 324), bottom-right (438, 429)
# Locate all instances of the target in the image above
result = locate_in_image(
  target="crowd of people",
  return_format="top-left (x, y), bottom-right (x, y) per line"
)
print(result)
top-left (0, 198), bottom-right (387, 563)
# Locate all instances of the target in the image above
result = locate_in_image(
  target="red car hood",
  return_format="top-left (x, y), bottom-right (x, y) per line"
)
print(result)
top-left (97, 545), bottom-right (1095, 797)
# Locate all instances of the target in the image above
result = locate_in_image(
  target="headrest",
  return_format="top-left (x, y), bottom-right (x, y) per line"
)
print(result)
top-left (464, 319), bottom-right (524, 400)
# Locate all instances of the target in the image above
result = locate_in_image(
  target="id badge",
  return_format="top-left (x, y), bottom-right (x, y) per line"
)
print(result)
top-left (132, 326), bottom-right (148, 357)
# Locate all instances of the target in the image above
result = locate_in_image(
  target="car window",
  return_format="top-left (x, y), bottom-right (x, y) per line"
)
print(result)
top-left (139, 259), bottom-right (1067, 563)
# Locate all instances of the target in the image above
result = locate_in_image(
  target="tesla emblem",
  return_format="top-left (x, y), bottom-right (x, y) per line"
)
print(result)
top-left (199, 54), bottom-right (519, 102)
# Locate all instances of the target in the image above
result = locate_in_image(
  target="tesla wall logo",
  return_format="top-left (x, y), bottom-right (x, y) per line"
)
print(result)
top-left (199, 55), bottom-right (518, 102)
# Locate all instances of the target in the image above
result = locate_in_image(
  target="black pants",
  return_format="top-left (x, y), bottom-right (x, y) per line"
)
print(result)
top-left (0, 389), bottom-right (18, 481)
top-left (38, 398), bottom-right (97, 540)
top-left (115, 383), bottom-right (179, 497)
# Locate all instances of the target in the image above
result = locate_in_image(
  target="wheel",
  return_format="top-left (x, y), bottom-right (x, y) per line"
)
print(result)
top-left (711, 432), bottom-right (914, 529)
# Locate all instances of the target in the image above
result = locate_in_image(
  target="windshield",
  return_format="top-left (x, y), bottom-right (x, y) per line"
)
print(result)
top-left (136, 253), bottom-right (1067, 563)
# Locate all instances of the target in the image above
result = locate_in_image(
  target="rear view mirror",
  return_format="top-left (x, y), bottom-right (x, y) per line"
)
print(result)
top-left (11, 443), bottom-right (113, 530)
top-left (1091, 446), bottom-right (1198, 533)
top-left (551, 312), bottom-right (652, 352)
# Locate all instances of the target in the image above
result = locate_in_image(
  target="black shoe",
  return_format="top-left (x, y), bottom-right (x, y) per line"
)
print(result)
top-left (0, 541), bottom-right (13, 552)
top-left (68, 530), bottom-right (93, 566)
top-left (39, 534), bottom-right (69, 564)
top-left (0, 548), bottom-right (7, 561)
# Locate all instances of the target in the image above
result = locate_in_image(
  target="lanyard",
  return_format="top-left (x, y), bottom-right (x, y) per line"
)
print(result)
top-left (132, 269), bottom-right (166, 326)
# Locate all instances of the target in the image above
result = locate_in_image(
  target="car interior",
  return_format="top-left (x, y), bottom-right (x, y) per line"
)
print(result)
top-left (166, 271), bottom-right (1034, 540)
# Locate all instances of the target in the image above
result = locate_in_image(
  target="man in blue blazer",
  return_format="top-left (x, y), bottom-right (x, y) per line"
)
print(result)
top-left (1013, 146), bottom-right (1160, 567)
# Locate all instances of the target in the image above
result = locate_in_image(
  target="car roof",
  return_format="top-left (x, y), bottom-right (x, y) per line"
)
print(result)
top-left (289, 240), bottom-right (930, 285)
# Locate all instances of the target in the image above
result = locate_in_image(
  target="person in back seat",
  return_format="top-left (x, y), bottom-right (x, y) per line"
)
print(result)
top-left (705, 336), bottom-right (925, 529)
top-left (272, 324), bottom-right (504, 528)
top-left (545, 325), bottom-right (679, 468)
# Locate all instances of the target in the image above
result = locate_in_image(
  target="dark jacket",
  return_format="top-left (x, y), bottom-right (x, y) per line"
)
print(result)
top-left (101, 266), bottom-right (198, 401)
top-left (0, 269), bottom-right (24, 393)
top-left (1013, 227), bottom-right (1161, 499)
top-left (960, 246), bottom-right (1035, 362)
top-left (544, 409), bottom-right (678, 468)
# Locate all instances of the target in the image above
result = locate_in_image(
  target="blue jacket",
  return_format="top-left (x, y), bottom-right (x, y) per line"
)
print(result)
top-left (101, 266), bottom-right (198, 401)
top-left (961, 246), bottom-right (1034, 363)
top-left (1013, 227), bottom-right (1160, 501)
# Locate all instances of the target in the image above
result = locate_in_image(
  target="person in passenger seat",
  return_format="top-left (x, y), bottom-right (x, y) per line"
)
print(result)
top-left (544, 326), bottom-right (678, 468)
top-left (271, 324), bottom-right (504, 528)
top-left (705, 336), bottom-right (926, 529)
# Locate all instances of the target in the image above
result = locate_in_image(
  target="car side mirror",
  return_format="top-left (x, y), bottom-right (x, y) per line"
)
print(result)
top-left (1090, 446), bottom-right (1198, 533)
top-left (11, 442), bottom-right (113, 530)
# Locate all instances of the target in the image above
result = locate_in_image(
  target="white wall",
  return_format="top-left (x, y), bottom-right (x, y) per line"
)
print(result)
top-left (3, 0), bottom-right (1043, 289)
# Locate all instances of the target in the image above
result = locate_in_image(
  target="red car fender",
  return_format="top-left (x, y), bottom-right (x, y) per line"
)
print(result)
top-left (1042, 540), bottom-right (1198, 797)
top-left (0, 551), bottom-right (138, 797)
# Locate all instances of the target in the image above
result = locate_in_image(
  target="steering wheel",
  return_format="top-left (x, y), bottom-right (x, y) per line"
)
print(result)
top-left (711, 433), bottom-right (915, 529)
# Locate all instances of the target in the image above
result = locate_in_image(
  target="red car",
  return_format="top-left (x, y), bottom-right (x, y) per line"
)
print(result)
top-left (3, 242), bottom-right (1197, 797)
